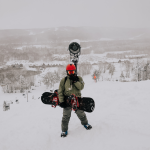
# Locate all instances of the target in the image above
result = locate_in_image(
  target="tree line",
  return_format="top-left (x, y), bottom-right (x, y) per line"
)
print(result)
top-left (1, 39), bottom-right (150, 64)
top-left (0, 70), bottom-right (41, 93)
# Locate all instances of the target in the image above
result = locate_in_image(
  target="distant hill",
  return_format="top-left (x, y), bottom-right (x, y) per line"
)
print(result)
top-left (0, 27), bottom-right (150, 44)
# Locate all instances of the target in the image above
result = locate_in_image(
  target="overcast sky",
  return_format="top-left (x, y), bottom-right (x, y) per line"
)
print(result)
top-left (0, 0), bottom-right (150, 29)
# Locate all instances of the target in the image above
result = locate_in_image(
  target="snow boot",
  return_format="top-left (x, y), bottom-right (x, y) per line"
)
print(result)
top-left (83, 124), bottom-right (92, 130)
top-left (61, 131), bottom-right (68, 137)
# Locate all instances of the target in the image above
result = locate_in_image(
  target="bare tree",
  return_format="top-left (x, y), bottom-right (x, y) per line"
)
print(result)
top-left (58, 65), bottom-right (67, 79)
top-left (124, 60), bottom-right (131, 78)
top-left (108, 63), bottom-right (115, 78)
top-left (120, 71), bottom-right (125, 81)
top-left (78, 63), bottom-right (92, 77)
top-left (98, 62), bottom-right (103, 73)
top-left (103, 62), bottom-right (108, 73)
top-left (43, 71), bottom-right (60, 89)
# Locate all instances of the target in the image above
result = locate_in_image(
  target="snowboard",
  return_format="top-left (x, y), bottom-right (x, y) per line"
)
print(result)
top-left (41, 90), bottom-right (95, 113)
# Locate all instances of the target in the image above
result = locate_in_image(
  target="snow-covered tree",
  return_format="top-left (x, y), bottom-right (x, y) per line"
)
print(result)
top-left (58, 66), bottom-right (67, 79)
top-left (43, 71), bottom-right (60, 89)
top-left (98, 62), bottom-right (103, 74)
top-left (20, 75), bottom-right (26, 93)
top-left (103, 62), bottom-right (108, 73)
top-left (78, 63), bottom-right (92, 77)
top-left (108, 63), bottom-right (115, 78)
top-left (120, 71), bottom-right (125, 81)
top-left (124, 60), bottom-right (131, 78)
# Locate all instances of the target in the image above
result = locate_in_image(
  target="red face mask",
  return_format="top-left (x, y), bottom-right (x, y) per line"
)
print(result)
top-left (68, 70), bottom-right (75, 75)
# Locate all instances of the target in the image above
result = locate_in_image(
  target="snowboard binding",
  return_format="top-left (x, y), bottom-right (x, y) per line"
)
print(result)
top-left (41, 90), bottom-right (59, 108)
top-left (66, 94), bottom-right (79, 111)
top-left (50, 90), bottom-right (59, 108)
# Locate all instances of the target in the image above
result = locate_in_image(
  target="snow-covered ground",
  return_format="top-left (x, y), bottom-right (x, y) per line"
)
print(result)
top-left (0, 74), bottom-right (150, 150)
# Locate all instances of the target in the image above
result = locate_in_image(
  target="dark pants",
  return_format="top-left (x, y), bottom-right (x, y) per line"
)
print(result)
top-left (61, 107), bottom-right (88, 132)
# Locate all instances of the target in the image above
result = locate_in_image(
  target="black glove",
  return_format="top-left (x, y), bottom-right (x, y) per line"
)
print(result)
top-left (59, 102), bottom-right (67, 108)
top-left (69, 75), bottom-right (79, 83)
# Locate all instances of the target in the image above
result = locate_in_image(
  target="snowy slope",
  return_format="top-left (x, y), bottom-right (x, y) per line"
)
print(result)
top-left (0, 75), bottom-right (150, 150)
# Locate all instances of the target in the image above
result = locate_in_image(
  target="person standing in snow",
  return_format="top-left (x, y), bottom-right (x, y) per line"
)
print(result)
top-left (58, 64), bottom-right (92, 137)
top-left (94, 74), bottom-right (97, 82)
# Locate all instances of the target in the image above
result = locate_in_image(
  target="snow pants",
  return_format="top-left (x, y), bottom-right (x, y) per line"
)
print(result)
top-left (61, 107), bottom-right (88, 132)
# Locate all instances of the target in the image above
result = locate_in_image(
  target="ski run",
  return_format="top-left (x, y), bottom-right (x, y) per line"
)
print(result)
top-left (0, 74), bottom-right (150, 150)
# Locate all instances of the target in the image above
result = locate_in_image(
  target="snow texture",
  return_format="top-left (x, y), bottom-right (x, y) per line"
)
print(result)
top-left (0, 74), bottom-right (150, 150)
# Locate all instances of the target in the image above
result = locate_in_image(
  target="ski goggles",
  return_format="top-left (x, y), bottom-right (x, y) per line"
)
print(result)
top-left (68, 70), bottom-right (75, 75)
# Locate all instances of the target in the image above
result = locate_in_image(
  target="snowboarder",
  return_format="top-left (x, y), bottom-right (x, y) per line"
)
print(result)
top-left (58, 64), bottom-right (92, 137)
top-left (94, 74), bottom-right (97, 82)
